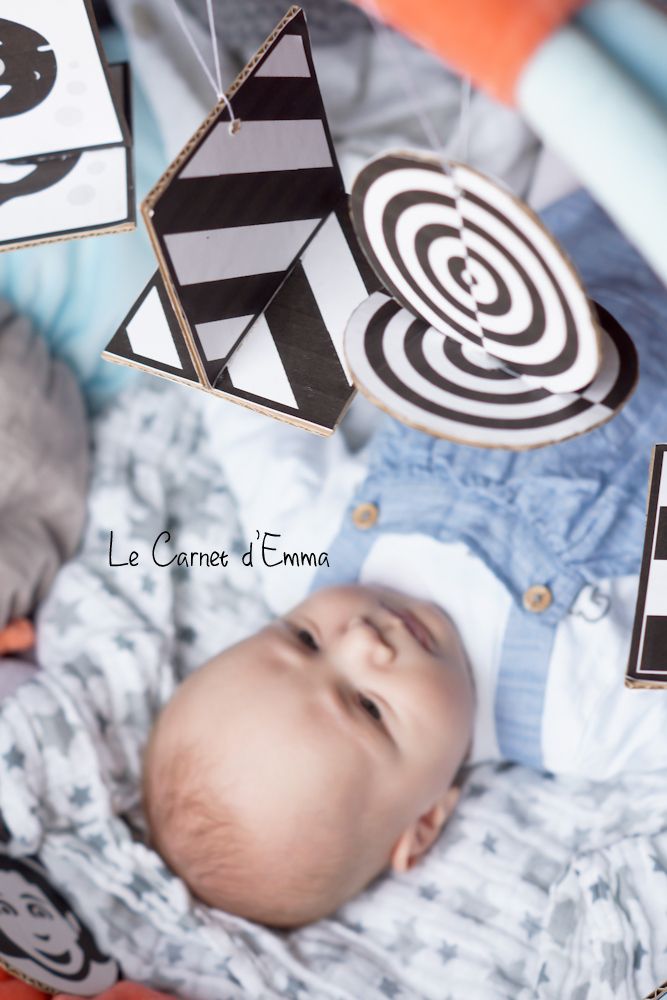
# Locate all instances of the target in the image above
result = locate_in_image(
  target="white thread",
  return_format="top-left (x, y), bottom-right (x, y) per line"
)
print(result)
top-left (168, 0), bottom-right (239, 134)
top-left (459, 76), bottom-right (472, 162)
top-left (205, 0), bottom-right (223, 94)
top-left (359, 1), bottom-right (481, 322)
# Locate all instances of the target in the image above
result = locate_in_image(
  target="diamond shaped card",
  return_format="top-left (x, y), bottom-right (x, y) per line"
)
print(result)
top-left (0, 0), bottom-right (134, 251)
top-left (103, 6), bottom-right (379, 435)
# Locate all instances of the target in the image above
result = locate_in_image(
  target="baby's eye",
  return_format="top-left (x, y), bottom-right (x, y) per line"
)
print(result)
top-left (296, 628), bottom-right (318, 651)
top-left (359, 694), bottom-right (382, 722)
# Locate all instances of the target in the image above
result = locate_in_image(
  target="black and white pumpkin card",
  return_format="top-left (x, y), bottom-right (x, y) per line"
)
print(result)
top-left (0, 0), bottom-right (134, 251)
top-left (104, 6), bottom-right (379, 435)
top-left (627, 444), bottom-right (667, 688)
top-left (0, 854), bottom-right (119, 995)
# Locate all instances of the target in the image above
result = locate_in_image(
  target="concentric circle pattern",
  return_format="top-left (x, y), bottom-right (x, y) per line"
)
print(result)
top-left (350, 153), bottom-right (602, 395)
top-left (345, 292), bottom-right (637, 449)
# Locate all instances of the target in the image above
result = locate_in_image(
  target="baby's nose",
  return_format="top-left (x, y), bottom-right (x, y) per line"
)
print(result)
top-left (341, 616), bottom-right (394, 666)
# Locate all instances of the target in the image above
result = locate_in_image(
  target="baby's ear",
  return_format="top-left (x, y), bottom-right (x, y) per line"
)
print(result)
top-left (389, 787), bottom-right (460, 873)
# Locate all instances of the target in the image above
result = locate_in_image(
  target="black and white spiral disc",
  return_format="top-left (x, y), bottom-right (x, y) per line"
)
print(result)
top-left (350, 153), bottom-right (602, 395)
top-left (345, 292), bottom-right (637, 449)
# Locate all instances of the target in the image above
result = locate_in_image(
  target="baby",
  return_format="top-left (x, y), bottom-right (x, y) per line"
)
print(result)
top-left (144, 584), bottom-right (474, 927)
top-left (142, 187), bottom-right (667, 928)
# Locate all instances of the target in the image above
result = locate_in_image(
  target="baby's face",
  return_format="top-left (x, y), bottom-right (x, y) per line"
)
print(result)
top-left (162, 584), bottom-right (474, 886)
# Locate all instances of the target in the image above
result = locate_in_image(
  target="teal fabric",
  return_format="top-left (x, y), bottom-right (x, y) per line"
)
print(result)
top-left (0, 28), bottom-right (167, 412)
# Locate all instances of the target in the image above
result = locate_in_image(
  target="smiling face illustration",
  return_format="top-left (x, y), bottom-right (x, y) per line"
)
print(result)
top-left (0, 857), bottom-right (119, 995)
top-left (0, 18), bottom-right (57, 118)
top-left (0, 871), bottom-right (85, 977)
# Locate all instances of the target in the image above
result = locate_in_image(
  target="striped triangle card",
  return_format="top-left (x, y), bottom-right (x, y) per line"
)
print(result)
top-left (103, 6), bottom-right (379, 435)
top-left (626, 444), bottom-right (667, 689)
top-left (0, 0), bottom-right (135, 251)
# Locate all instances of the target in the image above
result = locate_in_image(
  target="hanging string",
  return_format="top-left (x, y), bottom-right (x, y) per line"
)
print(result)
top-left (361, 0), bottom-right (444, 156)
top-left (458, 76), bottom-right (472, 163)
top-left (168, 0), bottom-right (239, 133)
top-left (360, 2), bottom-right (486, 331)
top-left (205, 0), bottom-right (223, 95)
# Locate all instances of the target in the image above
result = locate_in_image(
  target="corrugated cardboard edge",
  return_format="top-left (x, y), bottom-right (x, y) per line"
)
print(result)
top-left (0, 220), bottom-right (135, 254)
top-left (101, 349), bottom-right (342, 436)
top-left (644, 979), bottom-right (667, 999)
top-left (0, 956), bottom-right (58, 995)
top-left (139, 5), bottom-right (303, 392)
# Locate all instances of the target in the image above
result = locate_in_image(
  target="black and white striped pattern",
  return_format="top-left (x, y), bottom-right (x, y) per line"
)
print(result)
top-left (105, 201), bottom-right (378, 433)
top-left (350, 154), bottom-right (602, 395)
top-left (147, 7), bottom-right (345, 388)
top-left (627, 444), bottom-right (667, 688)
top-left (345, 293), bottom-right (637, 449)
top-left (103, 271), bottom-right (201, 385)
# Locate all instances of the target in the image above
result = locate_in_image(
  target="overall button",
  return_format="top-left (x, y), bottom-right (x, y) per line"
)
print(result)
top-left (352, 502), bottom-right (379, 530)
top-left (523, 584), bottom-right (552, 613)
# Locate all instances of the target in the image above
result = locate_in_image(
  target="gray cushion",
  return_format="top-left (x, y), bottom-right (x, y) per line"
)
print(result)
top-left (0, 301), bottom-right (89, 625)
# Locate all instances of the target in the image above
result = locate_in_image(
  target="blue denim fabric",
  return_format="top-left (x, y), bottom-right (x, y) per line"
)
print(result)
top-left (312, 189), bottom-right (667, 769)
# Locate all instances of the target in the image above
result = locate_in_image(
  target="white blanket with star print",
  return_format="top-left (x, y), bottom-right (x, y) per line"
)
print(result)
top-left (0, 378), bottom-right (665, 1000)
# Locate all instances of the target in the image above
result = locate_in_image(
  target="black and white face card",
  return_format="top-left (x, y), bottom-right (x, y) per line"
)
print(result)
top-left (0, 5), bottom-right (134, 251)
top-left (0, 854), bottom-right (119, 995)
top-left (627, 444), bottom-right (667, 687)
top-left (0, 0), bottom-right (126, 159)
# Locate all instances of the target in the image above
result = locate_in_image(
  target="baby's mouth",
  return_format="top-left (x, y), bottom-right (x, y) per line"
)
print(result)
top-left (380, 602), bottom-right (435, 653)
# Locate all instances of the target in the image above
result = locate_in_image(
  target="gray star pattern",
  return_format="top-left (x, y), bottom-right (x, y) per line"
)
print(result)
top-left (36, 708), bottom-right (75, 754)
top-left (379, 978), bottom-right (401, 998)
top-left (3, 745), bottom-right (25, 770)
top-left (482, 833), bottom-right (497, 853)
top-left (633, 941), bottom-right (648, 969)
top-left (284, 975), bottom-right (307, 999)
top-left (391, 917), bottom-right (425, 964)
top-left (438, 941), bottom-right (458, 965)
top-left (590, 878), bottom-right (610, 901)
top-left (128, 873), bottom-right (154, 899)
top-left (520, 913), bottom-right (541, 939)
top-left (115, 634), bottom-right (135, 652)
top-left (652, 852), bottom-right (667, 876)
top-left (69, 785), bottom-right (92, 808)
top-left (47, 598), bottom-right (83, 635)
top-left (85, 833), bottom-right (108, 852)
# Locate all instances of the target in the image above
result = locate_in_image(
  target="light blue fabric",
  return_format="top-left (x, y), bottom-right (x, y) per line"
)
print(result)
top-left (0, 28), bottom-right (166, 412)
top-left (576, 0), bottom-right (667, 107)
top-left (312, 189), bottom-right (667, 770)
top-left (516, 21), bottom-right (667, 288)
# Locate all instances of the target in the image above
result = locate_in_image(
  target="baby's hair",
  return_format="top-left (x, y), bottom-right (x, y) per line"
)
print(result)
top-left (142, 720), bottom-right (361, 928)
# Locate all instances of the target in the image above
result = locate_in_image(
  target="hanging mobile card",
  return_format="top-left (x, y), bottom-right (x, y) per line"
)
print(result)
top-left (345, 152), bottom-right (638, 448)
top-left (626, 444), bottom-right (667, 688)
top-left (0, 854), bottom-right (119, 996)
top-left (0, 0), bottom-right (135, 252)
top-left (103, 6), bottom-right (379, 435)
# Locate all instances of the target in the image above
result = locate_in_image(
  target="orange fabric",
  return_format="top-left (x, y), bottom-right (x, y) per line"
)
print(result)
top-left (0, 620), bottom-right (35, 656)
top-left (356, 0), bottom-right (589, 103)
top-left (57, 986), bottom-right (175, 1000)
top-left (0, 971), bottom-right (47, 999)
top-left (0, 969), bottom-right (173, 1000)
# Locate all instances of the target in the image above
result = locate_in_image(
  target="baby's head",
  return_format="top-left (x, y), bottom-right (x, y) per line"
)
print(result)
top-left (144, 585), bottom-right (475, 927)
